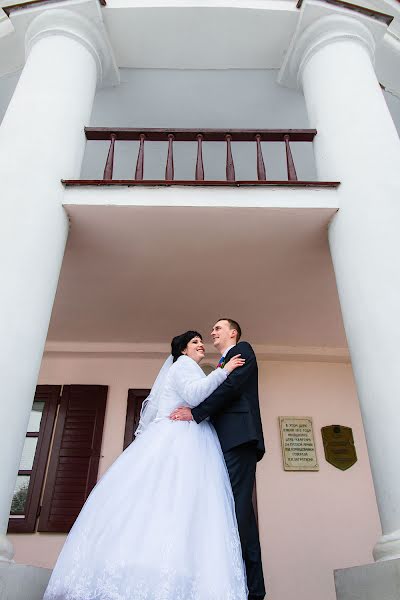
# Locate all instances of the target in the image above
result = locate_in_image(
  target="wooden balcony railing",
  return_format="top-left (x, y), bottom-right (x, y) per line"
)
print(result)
top-left (62, 128), bottom-right (340, 188)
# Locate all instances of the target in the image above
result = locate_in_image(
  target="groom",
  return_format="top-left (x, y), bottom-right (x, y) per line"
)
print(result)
top-left (170, 318), bottom-right (266, 600)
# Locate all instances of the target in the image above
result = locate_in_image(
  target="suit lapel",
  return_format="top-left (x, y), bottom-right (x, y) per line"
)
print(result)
top-left (224, 344), bottom-right (238, 363)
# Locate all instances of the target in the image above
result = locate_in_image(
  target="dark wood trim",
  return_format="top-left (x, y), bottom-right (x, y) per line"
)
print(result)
top-left (63, 179), bottom-right (340, 188)
top-left (165, 134), bottom-right (175, 180)
top-left (3, 0), bottom-right (105, 16)
top-left (225, 135), bottom-right (236, 181)
top-left (124, 389), bottom-right (150, 450)
top-left (103, 134), bottom-right (116, 180)
top-left (8, 386), bottom-right (60, 534)
top-left (85, 128), bottom-right (317, 142)
top-left (296, 0), bottom-right (393, 25)
top-left (284, 134), bottom-right (298, 181)
top-left (135, 134), bottom-right (145, 180)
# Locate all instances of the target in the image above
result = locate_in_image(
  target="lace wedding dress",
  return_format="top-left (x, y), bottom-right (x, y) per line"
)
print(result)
top-left (44, 355), bottom-right (248, 600)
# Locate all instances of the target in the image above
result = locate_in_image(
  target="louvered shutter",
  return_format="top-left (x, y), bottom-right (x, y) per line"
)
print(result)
top-left (38, 385), bottom-right (108, 533)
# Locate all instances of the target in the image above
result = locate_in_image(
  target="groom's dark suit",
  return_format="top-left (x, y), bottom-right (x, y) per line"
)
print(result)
top-left (191, 341), bottom-right (266, 599)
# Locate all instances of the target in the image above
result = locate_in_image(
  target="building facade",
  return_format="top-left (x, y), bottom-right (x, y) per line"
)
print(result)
top-left (1, 0), bottom-right (400, 598)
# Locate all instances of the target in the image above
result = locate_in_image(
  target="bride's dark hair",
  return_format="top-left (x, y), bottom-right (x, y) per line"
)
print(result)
top-left (171, 331), bottom-right (203, 362)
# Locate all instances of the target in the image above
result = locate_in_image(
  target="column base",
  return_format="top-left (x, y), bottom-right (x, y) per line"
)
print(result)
top-left (0, 534), bottom-right (14, 563)
top-left (334, 558), bottom-right (400, 600)
top-left (0, 563), bottom-right (51, 599)
top-left (373, 529), bottom-right (400, 561)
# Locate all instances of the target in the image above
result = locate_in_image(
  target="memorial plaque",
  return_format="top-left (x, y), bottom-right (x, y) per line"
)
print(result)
top-left (279, 417), bottom-right (319, 471)
top-left (321, 425), bottom-right (357, 470)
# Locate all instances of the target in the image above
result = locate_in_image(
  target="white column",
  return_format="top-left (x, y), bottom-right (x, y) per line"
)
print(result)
top-left (0, 8), bottom-right (109, 561)
top-left (283, 14), bottom-right (400, 561)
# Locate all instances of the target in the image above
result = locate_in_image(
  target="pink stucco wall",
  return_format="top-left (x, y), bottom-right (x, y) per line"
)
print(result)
top-left (10, 353), bottom-right (381, 600)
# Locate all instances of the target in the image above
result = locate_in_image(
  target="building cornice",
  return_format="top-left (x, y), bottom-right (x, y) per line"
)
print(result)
top-left (279, 0), bottom-right (389, 89)
top-left (3, 0), bottom-right (105, 17)
top-left (296, 0), bottom-right (393, 25)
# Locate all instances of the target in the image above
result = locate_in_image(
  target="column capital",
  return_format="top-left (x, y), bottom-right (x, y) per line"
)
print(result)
top-left (11, 0), bottom-right (118, 86)
top-left (278, 0), bottom-right (389, 89)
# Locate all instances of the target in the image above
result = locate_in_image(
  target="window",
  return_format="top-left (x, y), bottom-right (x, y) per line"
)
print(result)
top-left (8, 385), bottom-right (108, 534)
top-left (123, 389), bottom-right (150, 449)
top-left (8, 386), bottom-right (60, 533)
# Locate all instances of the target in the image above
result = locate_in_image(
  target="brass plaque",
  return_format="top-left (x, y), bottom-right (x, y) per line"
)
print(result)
top-left (279, 417), bottom-right (319, 471)
top-left (321, 425), bottom-right (357, 471)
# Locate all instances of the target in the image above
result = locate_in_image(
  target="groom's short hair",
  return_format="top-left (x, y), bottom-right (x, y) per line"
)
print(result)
top-left (218, 318), bottom-right (242, 343)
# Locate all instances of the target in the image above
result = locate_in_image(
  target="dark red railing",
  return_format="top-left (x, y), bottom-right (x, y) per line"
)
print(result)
top-left (62, 128), bottom-right (340, 188)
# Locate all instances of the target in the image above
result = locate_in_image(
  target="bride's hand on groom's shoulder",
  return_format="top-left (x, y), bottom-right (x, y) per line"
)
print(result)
top-left (224, 354), bottom-right (245, 374)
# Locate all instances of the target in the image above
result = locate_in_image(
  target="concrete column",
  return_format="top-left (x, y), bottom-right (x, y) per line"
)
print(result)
top-left (280, 12), bottom-right (400, 561)
top-left (0, 8), bottom-right (112, 561)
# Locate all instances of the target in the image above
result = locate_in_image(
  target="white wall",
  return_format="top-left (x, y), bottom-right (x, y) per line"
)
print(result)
top-left (0, 70), bottom-right (20, 123)
top-left (82, 68), bottom-right (316, 181)
top-left (9, 352), bottom-right (380, 600)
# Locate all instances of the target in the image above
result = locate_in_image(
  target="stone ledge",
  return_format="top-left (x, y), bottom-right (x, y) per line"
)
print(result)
top-left (0, 563), bottom-right (51, 600)
top-left (335, 558), bottom-right (400, 600)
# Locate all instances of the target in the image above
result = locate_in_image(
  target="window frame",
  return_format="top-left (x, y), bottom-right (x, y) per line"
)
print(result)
top-left (8, 385), bottom-right (60, 534)
top-left (123, 389), bottom-right (150, 450)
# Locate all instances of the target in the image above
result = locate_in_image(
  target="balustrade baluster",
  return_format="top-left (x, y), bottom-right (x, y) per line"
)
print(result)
top-left (195, 134), bottom-right (205, 181)
top-left (256, 134), bottom-right (267, 181)
top-left (165, 134), bottom-right (174, 180)
top-left (225, 135), bottom-right (235, 181)
top-left (284, 134), bottom-right (298, 181)
top-left (103, 134), bottom-right (116, 180)
top-left (135, 134), bottom-right (145, 180)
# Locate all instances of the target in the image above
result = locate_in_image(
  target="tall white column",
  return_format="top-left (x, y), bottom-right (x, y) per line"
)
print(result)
top-left (281, 13), bottom-right (400, 561)
top-left (0, 8), bottom-right (111, 561)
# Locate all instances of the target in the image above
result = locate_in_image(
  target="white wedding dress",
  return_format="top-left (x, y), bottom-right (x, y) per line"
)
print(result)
top-left (44, 355), bottom-right (248, 600)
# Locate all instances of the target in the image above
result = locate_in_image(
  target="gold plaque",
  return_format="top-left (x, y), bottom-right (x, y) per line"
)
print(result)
top-left (279, 417), bottom-right (319, 471)
top-left (321, 425), bottom-right (357, 471)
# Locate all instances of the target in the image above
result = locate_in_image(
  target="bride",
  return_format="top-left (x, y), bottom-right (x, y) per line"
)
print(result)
top-left (44, 330), bottom-right (248, 600)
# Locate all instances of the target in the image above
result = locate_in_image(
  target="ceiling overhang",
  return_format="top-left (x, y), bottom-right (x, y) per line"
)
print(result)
top-left (0, 0), bottom-right (400, 96)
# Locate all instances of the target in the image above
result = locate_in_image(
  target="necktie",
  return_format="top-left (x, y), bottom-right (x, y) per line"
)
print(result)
top-left (217, 356), bottom-right (225, 369)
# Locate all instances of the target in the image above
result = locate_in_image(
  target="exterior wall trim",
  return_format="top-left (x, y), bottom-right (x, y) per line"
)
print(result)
top-left (43, 342), bottom-right (350, 363)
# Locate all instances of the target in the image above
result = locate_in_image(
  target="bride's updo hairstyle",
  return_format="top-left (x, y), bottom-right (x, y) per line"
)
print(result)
top-left (171, 331), bottom-right (203, 362)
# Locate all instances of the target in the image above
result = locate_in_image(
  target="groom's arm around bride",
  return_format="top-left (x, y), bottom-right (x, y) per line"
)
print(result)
top-left (192, 340), bottom-right (264, 460)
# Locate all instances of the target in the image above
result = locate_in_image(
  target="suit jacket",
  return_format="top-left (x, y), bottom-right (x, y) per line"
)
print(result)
top-left (191, 341), bottom-right (265, 461)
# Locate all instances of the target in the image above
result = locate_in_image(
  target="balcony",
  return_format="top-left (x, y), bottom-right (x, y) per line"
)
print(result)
top-left (63, 128), bottom-right (340, 189)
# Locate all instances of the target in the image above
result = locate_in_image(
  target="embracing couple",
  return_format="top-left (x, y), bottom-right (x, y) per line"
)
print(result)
top-left (44, 319), bottom-right (266, 600)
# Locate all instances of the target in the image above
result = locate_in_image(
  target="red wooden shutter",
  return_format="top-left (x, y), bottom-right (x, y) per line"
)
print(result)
top-left (38, 385), bottom-right (108, 533)
top-left (123, 389), bottom-right (150, 450)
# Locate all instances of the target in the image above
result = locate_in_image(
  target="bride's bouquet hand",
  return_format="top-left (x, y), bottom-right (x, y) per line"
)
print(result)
top-left (223, 354), bottom-right (245, 374)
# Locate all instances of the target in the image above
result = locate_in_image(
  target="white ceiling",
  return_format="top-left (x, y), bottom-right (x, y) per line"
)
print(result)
top-left (102, 3), bottom-right (298, 69)
top-left (47, 204), bottom-right (346, 347)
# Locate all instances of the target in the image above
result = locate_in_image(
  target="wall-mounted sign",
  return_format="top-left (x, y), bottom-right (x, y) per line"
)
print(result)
top-left (279, 417), bottom-right (319, 471)
top-left (321, 425), bottom-right (357, 471)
